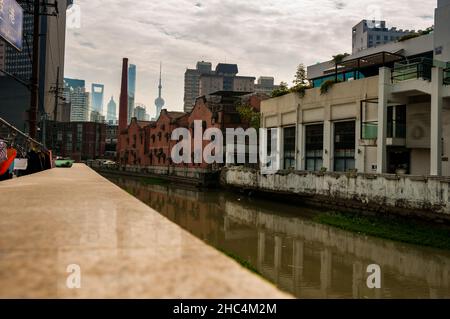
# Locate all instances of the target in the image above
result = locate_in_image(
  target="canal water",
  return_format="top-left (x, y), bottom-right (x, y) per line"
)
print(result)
top-left (106, 175), bottom-right (450, 299)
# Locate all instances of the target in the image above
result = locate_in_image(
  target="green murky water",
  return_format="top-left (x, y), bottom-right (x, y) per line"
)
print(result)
top-left (107, 175), bottom-right (450, 299)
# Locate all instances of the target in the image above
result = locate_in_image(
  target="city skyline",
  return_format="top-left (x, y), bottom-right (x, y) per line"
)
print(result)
top-left (64, 0), bottom-right (435, 116)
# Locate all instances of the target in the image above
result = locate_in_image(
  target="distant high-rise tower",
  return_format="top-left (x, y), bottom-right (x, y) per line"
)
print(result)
top-left (133, 103), bottom-right (147, 121)
top-left (106, 96), bottom-right (117, 124)
top-left (128, 64), bottom-right (136, 124)
top-left (64, 78), bottom-right (89, 122)
top-left (0, 0), bottom-right (72, 132)
top-left (183, 61), bottom-right (212, 112)
top-left (91, 83), bottom-right (105, 114)
top-left (154, 63), bottom-right (165, 119)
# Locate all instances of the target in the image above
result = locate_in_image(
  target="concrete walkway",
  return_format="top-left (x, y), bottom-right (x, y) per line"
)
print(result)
top-left (0, 164), bottom-right (290, 298)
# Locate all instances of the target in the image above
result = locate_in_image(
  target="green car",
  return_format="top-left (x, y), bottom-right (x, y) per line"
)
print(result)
top-left (55, 159), bottom-right (75, 168)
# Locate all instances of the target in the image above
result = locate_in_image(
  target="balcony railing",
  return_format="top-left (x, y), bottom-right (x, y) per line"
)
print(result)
top-left (361, 122), bottom-right (378, 139)
top-left (445, 63), bottom-right (450, 85)
top-left (392, 57), bottom-right (433, 83)
top-left (361, 121), bottom-right (406, 140)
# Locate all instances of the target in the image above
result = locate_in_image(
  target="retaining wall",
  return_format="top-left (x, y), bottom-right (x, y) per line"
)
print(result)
top-left (222, 167), bottom-right (450, 221)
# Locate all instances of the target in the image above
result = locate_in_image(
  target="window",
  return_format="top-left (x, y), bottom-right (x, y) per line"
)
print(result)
top-left (267, 128), bottom-right (273, 156)
top-left (66, 132), bottom-right (73, 153)
top-left (334, 121), bottom-right (355, 172)
top-left (76, 124), bottom-right (83, 152)
top-left (283, 127), bottom-right (296, 170)
top-left (387, 105), bottom-right (406, 139)
top-left (305, 124), bottom-right (323, 171)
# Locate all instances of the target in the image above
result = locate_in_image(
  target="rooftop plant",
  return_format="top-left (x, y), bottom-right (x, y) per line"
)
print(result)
top-left (398, 27), bottom-right (433, 42)
top-left (320, 79), bottom-right (341, 95)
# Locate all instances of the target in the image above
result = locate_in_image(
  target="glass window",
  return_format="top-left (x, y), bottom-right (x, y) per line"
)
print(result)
top-left (283, 127), bottom-right (296, 170)
top-left (334, 121), bottom-right (356, 172)
top-left (387, 105), bottom-right (406, 139)
top-left (305, 124), bottom-right (323, 171)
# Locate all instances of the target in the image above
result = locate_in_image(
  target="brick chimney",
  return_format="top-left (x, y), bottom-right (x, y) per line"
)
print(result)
top-left (117, 58), bottom-right (129, 158)
top-left (118, 58), bottom-right (129, 132)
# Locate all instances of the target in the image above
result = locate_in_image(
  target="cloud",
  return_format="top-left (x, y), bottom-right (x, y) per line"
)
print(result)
top-left (332, 1), bottom-right (347, 10)
top-left (65, 0), bottom-right (435, 118)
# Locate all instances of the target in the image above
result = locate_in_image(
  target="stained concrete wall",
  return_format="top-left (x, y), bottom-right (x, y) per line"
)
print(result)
top-left (223, 167), bottom-right (450, 220)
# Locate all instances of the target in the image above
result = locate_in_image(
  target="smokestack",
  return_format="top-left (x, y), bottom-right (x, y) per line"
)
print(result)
top-left (119, 58), bottom-right (129, 133)
top-left (117, 58), bottom-right (129, 158)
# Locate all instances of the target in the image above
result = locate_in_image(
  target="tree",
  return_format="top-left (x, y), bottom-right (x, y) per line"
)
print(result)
top-left (293, 63), bottom-right (308, 86)
top-left (271, 81), bottom-right (290, 98)
top-left (332, 53), bottom-right (350, 65)
top-left (332, 53), bottom-right (350, 82)
top-left (236, 104), bottom-right (260, 129)
top-left (279, 81), bottom-right (288, 89)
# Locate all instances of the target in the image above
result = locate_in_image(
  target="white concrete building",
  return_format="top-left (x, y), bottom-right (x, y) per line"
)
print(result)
top-left (261, 0), bottom-right (450, 177)
top-left (352, 20), bottom-right (416, 54)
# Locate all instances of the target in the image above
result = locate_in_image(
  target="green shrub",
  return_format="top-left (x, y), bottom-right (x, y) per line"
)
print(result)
top-left (320, 80), bottom-right (340, 95)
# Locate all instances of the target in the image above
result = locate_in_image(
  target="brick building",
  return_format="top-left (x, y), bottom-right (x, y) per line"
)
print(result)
top-left (44, 121), bottom-right (106, 162)
top-left (117, 92), bottom-right (266, 176)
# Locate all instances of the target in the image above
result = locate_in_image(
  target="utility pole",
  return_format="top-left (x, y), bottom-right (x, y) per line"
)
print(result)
top-left (28, 0), bottom-right (40, 139)
top-left (52, 66), bottom-right (61, 120)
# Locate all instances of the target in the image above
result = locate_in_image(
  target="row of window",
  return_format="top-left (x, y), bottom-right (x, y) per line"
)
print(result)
top-left (368, 34), bottom-right (401, 41)
top-left (279, 121), bottom-right (356, 172)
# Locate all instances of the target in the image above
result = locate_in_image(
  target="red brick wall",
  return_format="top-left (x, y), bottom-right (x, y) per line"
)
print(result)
top-left (117, 95), bottom-right (263, 170)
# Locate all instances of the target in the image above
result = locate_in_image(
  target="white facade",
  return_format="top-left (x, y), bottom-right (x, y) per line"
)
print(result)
top-left (352, 20), bottom-right (415, 54)
top-left (65, 86), bottom-right (89, 122)
top-left (262, 0), bottom-right (450, 177)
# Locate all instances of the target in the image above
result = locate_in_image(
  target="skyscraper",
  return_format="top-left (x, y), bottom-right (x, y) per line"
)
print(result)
top-left (106, 96), bottom-right (117, 124)
top-left (91, 83), bottom-right (105, 114)
top-left (154, 63), bottom-right (165, 120)
top-left (254, 77), bottom-right (280, 95)
top-left (198, 63), bottom-right (255, 97)
top-left (133, 104), bottom-right (147, 121)
top-left (0, 0), bottom-right (72, 132)
top-left (128, 64), bottom-right (136, 124)
top-left (64, 78), bottom-right (89, 122)
top-left (183, 61), bottom-right (212, 112)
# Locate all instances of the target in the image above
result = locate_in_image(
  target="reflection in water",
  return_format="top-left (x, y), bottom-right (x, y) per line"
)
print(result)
top-left (107, 175), bottom-right (450, 299)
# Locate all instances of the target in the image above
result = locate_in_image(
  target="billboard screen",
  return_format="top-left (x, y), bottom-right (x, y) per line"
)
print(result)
top-left (0, 0), bottom-right (23, 51)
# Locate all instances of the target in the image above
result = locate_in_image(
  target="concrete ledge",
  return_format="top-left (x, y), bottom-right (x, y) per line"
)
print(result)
top-left (0, 164), bottom-right (290, 298)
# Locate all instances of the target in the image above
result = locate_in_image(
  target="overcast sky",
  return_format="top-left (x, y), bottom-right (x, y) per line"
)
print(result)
top-left (64, 0), bottom-right (436, 118)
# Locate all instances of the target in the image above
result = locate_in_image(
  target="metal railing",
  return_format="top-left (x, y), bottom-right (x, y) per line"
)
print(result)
top-left (361, 122), bottom-right (378, 139)
top-left (0, 117), bottom-right (48, 155)
top-left (361, 121), bottom-right (406, 140)
top-left (392, 57), bottom-right (433, 83)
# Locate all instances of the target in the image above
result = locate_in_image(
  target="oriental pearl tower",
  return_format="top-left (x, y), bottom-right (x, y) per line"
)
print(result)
top-left (154, 63), bottom-right (165, 119)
